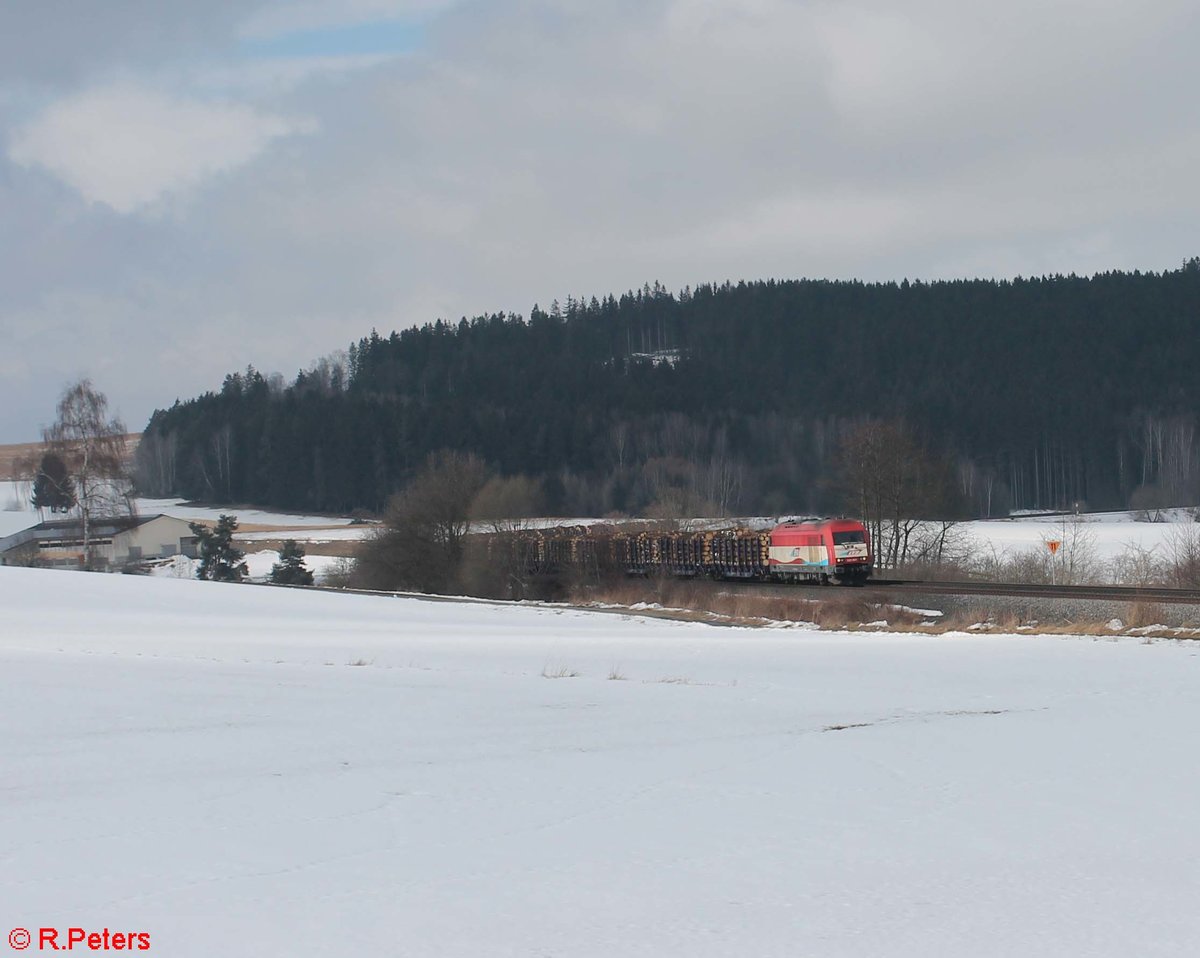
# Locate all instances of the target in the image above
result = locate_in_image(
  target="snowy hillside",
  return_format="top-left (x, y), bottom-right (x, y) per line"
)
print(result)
top-left (3, 566), bottom-right (1199, 956)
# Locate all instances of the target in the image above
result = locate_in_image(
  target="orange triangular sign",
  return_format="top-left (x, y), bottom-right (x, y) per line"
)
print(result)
top-left (1046, 540), bottom-right (1061, 555)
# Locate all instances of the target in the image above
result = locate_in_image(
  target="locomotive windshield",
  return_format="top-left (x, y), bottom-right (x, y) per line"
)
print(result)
top-left (832, 531), bottom-right (866, 545)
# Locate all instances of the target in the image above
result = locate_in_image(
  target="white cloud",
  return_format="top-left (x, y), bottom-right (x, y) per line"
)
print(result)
top-left (3, 0), bottom-right (1200, 441)
top-left (8, 84), bottom-right (314, 213)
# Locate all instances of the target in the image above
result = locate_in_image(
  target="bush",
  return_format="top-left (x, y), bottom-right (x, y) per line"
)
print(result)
top-left (270, 540), bottom-right (314, 586)
top-left (352, 451), bottom-right (487, 593)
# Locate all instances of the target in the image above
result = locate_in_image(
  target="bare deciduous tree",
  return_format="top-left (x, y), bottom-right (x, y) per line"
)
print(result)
top-left (1042, 514), bottom-right (1100, 585)
top-left (470, 474), bottom-right (545, 534)
top-left (1108, 542), bottom-right (1166, 587)
top-left (133, 429), bottom-right (178, 497)
top-left (836, 418), bottom-right (963, 569)
top-left (1164, 523), bottom-right (1200, 588)
top-left (355, 451), bottom-right (488, 593)
top-left (904, 519), bottom-right (974, 578)
top-left (638, 457), bottom-right (717, 525)
top-left (1127, 412), bottom-right (1200, 511)
top-left (43, 379), bottom-right (134, 568)
top-left (463, 474), bottom-right (545, 597)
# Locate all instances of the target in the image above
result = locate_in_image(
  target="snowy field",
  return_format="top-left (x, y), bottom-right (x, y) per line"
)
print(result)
top-left (150, 549), bottom-right (349, 585)
top-left (237, 526), bottom-right (372, 543)
top-left (4, 566), bottom-right (1200, 957)
top-left (959, 510), bottom-right (1196, 564)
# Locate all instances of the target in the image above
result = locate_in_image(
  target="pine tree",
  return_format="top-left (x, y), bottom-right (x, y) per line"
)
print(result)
top-left (31, 452), bottom-right (77, 514)
top-left (270, 539), bottom-right (314, 586)
top-left (189, 514), bottom-right (248, 582)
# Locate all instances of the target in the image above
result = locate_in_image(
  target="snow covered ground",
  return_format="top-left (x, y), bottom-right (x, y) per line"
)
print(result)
top-left (0, 479), bottom-right (39, 537)
top-left (151, 549), bottom-right (349, 585)
top-left (4, 566), bottom-right (1200, 956)
top-left (133, 497), bottom-right (355, 528)
top-left (237, 526), bottom-right (373, 543)
top-left (960, 511), bottom-right (1192, 563)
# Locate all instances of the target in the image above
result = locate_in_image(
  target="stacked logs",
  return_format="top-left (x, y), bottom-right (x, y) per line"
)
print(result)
top-left (486, 526), bottom-right (770, 579)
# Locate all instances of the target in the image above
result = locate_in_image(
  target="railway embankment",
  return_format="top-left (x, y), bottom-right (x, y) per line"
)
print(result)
top-left (861, 587), bottom-right (1200, 633)
top-left (581, 578), bottom-right (1200, 635)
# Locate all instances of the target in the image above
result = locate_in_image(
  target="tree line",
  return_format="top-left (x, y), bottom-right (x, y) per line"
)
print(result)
top-left (134, 265), bottom-right (1200, 518)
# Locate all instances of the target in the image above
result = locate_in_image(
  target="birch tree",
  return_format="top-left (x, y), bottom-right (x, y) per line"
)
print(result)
top-left (43, 380), bottom-right (133, 568)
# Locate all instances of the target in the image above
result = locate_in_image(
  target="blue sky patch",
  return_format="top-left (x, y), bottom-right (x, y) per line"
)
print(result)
top-left (241, 19), bottom-right (425, 59)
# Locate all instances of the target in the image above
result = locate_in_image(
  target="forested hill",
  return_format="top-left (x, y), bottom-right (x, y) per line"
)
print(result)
top-left (136, 266), bottom-right (1200, 517)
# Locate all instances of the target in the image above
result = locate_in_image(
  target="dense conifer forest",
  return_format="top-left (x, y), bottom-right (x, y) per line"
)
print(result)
top-left (135, 264), bottom-right (1200, 518)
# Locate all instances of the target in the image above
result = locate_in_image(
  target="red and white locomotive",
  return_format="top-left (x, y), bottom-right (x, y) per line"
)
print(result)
top-left (767, 518), bottom-right (873, 584)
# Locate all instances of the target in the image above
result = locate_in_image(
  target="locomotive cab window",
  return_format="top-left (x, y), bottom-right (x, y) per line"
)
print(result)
top-left (832, 531), bottom-right (866, 545)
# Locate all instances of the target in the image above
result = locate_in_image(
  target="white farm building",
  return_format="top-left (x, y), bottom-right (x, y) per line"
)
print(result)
top-left (0, 515), bottom-right (196, 570)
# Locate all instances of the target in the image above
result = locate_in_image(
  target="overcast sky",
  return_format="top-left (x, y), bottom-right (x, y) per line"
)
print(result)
top-left (2, 0), bottom-right (1199, 441)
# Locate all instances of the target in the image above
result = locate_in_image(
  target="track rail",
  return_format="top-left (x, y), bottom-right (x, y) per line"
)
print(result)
top-left (862, 579), bottom-right (1200, 605)
top-left (252, 574), bottom-right (1200, 607)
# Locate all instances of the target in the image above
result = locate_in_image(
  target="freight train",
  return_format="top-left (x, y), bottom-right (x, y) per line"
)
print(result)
top-left (514, 517), bottom-right (873, 585)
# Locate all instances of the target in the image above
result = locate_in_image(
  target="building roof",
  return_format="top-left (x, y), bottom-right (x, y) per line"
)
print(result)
top-left (28, 514), bottom-right (160, 534)
top-left (0, 514), bottom-right (189, 553)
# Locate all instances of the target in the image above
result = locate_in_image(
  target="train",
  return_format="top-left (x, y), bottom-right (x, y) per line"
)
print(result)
top-left (510, 517), bottom-right (874, 585)
top-left (766, 517), bottom-right (873, 584)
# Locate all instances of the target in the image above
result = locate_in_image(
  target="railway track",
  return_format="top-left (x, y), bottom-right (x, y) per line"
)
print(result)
top-left (256, 572), bottom-right (1200, 608)
top-left (854, 579), bottom-right (1200, 605)
top-left (706, 575), bottom-right (1200, 605)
